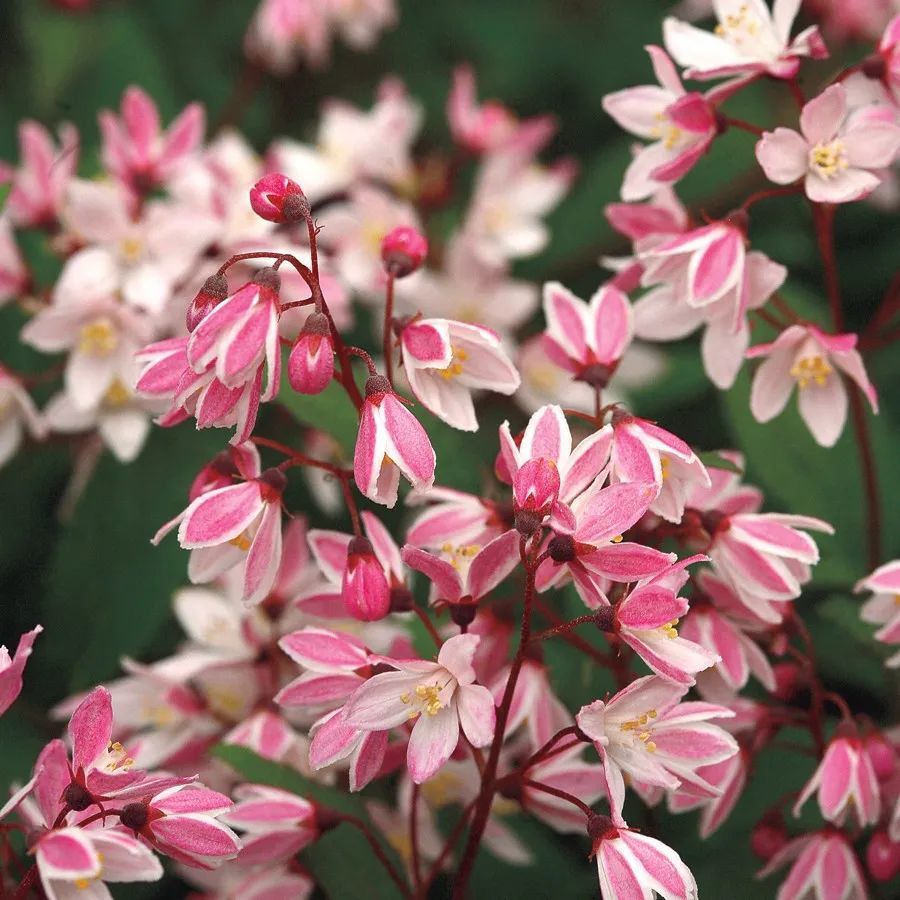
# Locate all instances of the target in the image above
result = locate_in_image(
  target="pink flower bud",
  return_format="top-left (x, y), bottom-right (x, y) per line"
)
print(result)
top-left (866, 831), bottom-right (900, 882)
top-left (288, 312), bottom-right (334, 395)
top-left (249, 173), bottom-right (310, 223)
top-left (750, 816), bottom-right (788, 861)
top-left (342, 537), bottom-right (390, 621)
top-left (381, 226), bottom-right (428, 278)
top-left (186, 273), bottom-right (229, 332)
top-left (864, 733), bottom-right (897, 781)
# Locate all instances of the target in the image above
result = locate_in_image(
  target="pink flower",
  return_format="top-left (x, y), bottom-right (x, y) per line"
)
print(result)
top-left (117, 785), bottom-right (240, 869)
top-left (663, 0), bottom-right (828, 81)
top-left (0, 625), bottom-right (42, 717)
top-left (589, 811), bottom-right (699, 900)
top-left (344, 633), bottom-right (496, 783)
top-left (609, 413), bottom-right (710, 523)
top-left (405, 485), bottom-right (512, 550)
top-left (748, 324), bottom-right (879, 447)
top-left (288, 312), bottom-right (335, 395)
top-left (0, 368), bottom-right (46, 467)
top-left (541, 282), bottom-right (633, 387)
top-left (99, 86), bottom-right (205, 191)
top-left (707, 511), bottom-right (834, 620)
top-left (756, 84), bottom-right (900, 203)
top-left (153, 462), bottom-right (286, 606)
top-left (536, 482), bottom-right (675, 608)
top-left (447, 65), bottom-right (555, 156)
top-left (612, 558), bottom-right (720, 685)
top-left (668, 752), bottom-right (749, 838)
top-left (757, 830), bottom-right (867, 900)
top-left (603, 46), bottom-right (717, 200)
top-left (221, 784), bottom-right (317, 865)
top-left (249, 172), bottom-right (309, 223)
top-left (880, 15), bottom-right (900, 101)
top-left (398, 318), bottom-right (520, 431)
top-left (34, 826), bottom-right (163, 897)
top-left (401, 528), bottom-right (521, 609)
top-left (856, 560), bottom-right (900, 666)
top-left (577, 675), bottom-right (738, 813)
top-left (794, 734), bottom-right (881, 826)
top-left (343, 537), bottom-right (392, 621)
top-left (494, 658), bottom-right (571, 751)
top-left (186, 269), bottom-right (282, 405)
top-left (634, 228), bottom-right (786, 389)
top-left (245, 0), bottom-right (331, 73)
top-left (0, 216), bottom-right (28, 304)
top-left (354, 375), bottom-right (436, 508)
top-left (4, 120), bottom-right (79, 227)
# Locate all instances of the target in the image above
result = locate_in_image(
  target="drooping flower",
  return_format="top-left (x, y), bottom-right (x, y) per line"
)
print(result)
top-left (747, 324), bottom-right (879, 447)
top-left (353, 375), bottom-right (436, 508)
top-left (756, 83), bottom-right (900, 203)
top-left (541, 281), bottom-right (633, 388)
top-left (856, 559), bottom-right (900, 667)
top-left (0, 368), bottom-right (46, 467)
top-left (794, 733), bottom-right (881, 827)
top-left (344, 633), bottom-right (496, 783)
top-left (663, 0), bottom-right (828, 81)
top-left (398, 318), bottom-right (520, 431)
top-left (603, 46), bottom-right (718, 201)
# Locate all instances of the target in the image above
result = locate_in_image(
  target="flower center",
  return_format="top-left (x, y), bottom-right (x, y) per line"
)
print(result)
top-left (440, 542), bottom-right (479, 570)
top-left (103, 379), bottom-right (131, 408)
top-left (809, 141), bottom-right (848, 179)
top-left (119, 236), bottom-right (144, 264)
top-left (438, 346), bottom-right (469, 380)
top-left (660, 620), bottom-right (679, 639)
top-left (401, 680), bottom-right (448, 717)
top-left (102, 740), bottom-right (134, 772)
top-left (651, 114), bottom-right (684, 150)
top-left (79, 318), bottom-right (119, 356)
top-left (790, 355), bottom-right (832, 388)
top-left (660, 456), bottom-right (670, 481)
top-left (714, 4), bottom-right (761, 44)
top-left (229, 532), bottom-right (253, 552)
top-left (619, 708), bottom-right (659, 752)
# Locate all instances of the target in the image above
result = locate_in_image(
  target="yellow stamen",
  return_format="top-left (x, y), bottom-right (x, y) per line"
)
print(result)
top-left (789, 355), bottom-right (832, 389)
top-left (438, 345), bottom-right (470, 380)
top-left (661, 620), bottom-right (679, 639)
top-left (620, 709), bottom-right (659, 752)
top-left (809, 140), bottom-right (848, 179)
top-left (79, 318), bottom-right (119, 356)
top-left (611, 534), bottom-right (624, 544)
top-left (103, 379), bottom-right (131, 408)
top-left (414, 683), bottom-right (444, 716)
top-left (119, 236), bottom-right (143, 263)
top-left (229, 532), bottom-right (252, 552)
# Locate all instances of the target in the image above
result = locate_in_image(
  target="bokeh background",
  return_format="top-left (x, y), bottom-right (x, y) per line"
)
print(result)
top-left (1, 0), bottom-right (898, 896)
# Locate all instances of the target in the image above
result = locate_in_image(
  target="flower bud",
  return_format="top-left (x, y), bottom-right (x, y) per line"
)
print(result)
top-left (381, 226), bottom-right (428, 278)
top-left (866, 831), bottom-right (900, 882)
top-left (864, 732), bottom-right (897, 782)
top-left (288, 312), bottom-right (334, 395)
top-left (343, 537), bottom-right (390, 621)
top-left (186, 273), bottom-right (229, 332)
top-left (750, 815), bottom-right (788, 861)
top-left (249, 173), bottom-right (310, 224)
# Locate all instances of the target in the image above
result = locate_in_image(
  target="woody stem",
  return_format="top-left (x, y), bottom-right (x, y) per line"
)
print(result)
top-left (384, 274), bottom-right (396, 387)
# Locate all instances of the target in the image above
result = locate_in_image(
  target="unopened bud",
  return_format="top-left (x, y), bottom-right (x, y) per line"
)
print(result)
top-left (289, 313), bottom-right (334, 395)
top-left (750, 815), bottom-right (788, 861)
top-left (186, 273), bottom-right (229, 332)
top-left (381, 226), bottom-right (428, 278)
top-left (343, 537), bottom-right (390, 621)
top-left (250, 173), bottom-right (310, 223)
top-left (867, 831), bottom-right (900, 882)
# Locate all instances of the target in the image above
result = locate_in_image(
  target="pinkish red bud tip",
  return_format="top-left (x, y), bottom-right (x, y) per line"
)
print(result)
top-left (185, 273), bottom-right (229, 332)
top-left (381, 225), bottom-right (428, 278)
top-left (249, 173), bottom-right (310, 223)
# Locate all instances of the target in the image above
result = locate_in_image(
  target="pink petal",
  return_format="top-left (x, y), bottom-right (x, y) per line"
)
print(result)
top-left (756, 128), bottom-right (809, 184)
top-left (467, 529), bottom-right (521, 600)
top-left (401, 545), bottom-right (463, 601)
top-left (69, 686), bottom-right (113, 772)
top-left (407, 708), bottom-right (460, 783)
top-left (457, 684), bottom-right (496, 747)
top-left (178, 482), bottom-right (263, 549)
top-left (243, 501), bottom-right (282, 605)
top-left (37, 828), bottom-right (100, 880)
top-left (590, 285), bottom-right (633, 364)
top-left (350, 729), bottom-right (388, 792)
top-left (382, 395), bottom-right (436, 492)
top-left (542, 282), bottom-right (588, 362)
top-left (278, 627), bottom-right (368, 671)
top-left (800, 85), bottom-right (846, 146)
top-left (577, 482), bottom-right (657, 545)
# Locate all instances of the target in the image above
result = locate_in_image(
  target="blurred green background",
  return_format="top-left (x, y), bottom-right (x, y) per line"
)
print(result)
top-left (1, 0), bottom-right (899, 896)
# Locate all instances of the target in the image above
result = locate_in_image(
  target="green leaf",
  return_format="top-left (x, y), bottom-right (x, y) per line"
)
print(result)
top-left (41, 425), bottom-right (223, 690)
top-left (278, 379), bottom-right (360, 455)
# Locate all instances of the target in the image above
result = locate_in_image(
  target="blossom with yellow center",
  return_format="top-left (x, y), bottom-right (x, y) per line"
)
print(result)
top-left (103, 379), bottom-right (131, 408)
top-left (119, 235), bottom-right (144, 264)
top-left (809, 140), bottom-right (848, 179)
top-left (790, 355), bottom-right (832, 389)
top-left (714, 4), bottom-right (760, 43)
top-left (620, 708), bottom-right (659, 753)
top-left (438, 346), bottom-right (469, 380)
top-left (79, 318), bottom-right (119, 356)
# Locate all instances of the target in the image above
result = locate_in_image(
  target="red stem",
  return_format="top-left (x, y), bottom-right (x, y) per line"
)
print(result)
top-left (333, 813), bottom-right (410, 897)
top-left (383, 274), bottom-right (396, 387)
top-left (741, 183), bottom-right (803, 210)
top-left (14, 864), bottom-right (39, 899)
top-left (721, 114), bottom-right (764, 136)
top-left (418, 801), bottom-right (476, 898)
top-left (521, 779), bottom-right (594, 817)
top-left (409, 784), bottom-right (422, 893)
top-left (414, 606), bottom-right (443, 648)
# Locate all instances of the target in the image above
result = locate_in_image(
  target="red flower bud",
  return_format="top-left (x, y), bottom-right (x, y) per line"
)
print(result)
top-left (186, 273), bottom-right (229, 332)
top-left (342, 537), bottom-right (390, 621)
top-left (288, 312), bottom-right (334, 395)
top-left (864, 732), bottom-right (897, 782)
top-left (381, 226), bottom-right (428, 278)
top-left (867, 831), bottom-right (900, 882)
top-left (750, 816), bottom-right (788, 861)
top-left (249, 173), bottom-right (310, 224)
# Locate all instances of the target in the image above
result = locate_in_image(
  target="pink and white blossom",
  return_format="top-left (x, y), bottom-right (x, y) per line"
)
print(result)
top-left (0, 367), bottom-right (46, 466)
top-left (344, 633), bottom-right (496, 783)
top-left (0, 625), bottom-right (42, 717)
top-left (856, 560), bottom-right (900, 666)
top-left (756, 83), bottom-right (900, 203)
top-left (748, 324), bottom-right (879, 447)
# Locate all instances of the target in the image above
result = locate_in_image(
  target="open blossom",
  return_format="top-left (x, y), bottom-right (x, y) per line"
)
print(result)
top-left (612, 558), bottom-right (720, 685)
top-left (405, 485), bottom-right (512, 550)
top-left (609, 413), bottom-right (710, 523)
top-left (99, 86), bottom-right (204, 192)
top-left (344, 633), bottom-right (496, 783)
top-left (4, 120), bottom-right (79, 227)
top-left (589, 811), bottom-right (699, 900)
top-left (0, 625), bottom-right (41, 717)
top-left (663, 0), bottom-right (828, 80)
top-left (603, 46), bottom-right (717, 201)
top-left (757, 830), bottom-right (867, 899)
top-left (668, 752), bottom-right (749, 838)
top-left (0, 368), bottom-right (46, 466)
top-left (856, 560), bottom-right (900, 666)
top-left (0, 216), bottom-right (28, 304)
top-left (398, 318), bottom-right (520, 431)
top-left (747, 324), bottom-right (878, 447)
top-left (447, 64), bottom-right (555, 156)
top-left (794, 734), bottom-right (881, 827)
top-left (354, 375), bottom-right (436, 508)
top-left (577, 676), bottom-right (738, 815)
top-left (153, 460), bottom-right (286, 606)
top-left (541, 282), bottom-right (633, 387)
top-left (756, 83), bottom-right (900, 203)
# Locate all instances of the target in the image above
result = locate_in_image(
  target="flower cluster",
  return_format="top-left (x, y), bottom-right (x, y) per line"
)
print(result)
top-left (3, 2), bottom-right (900, 899)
